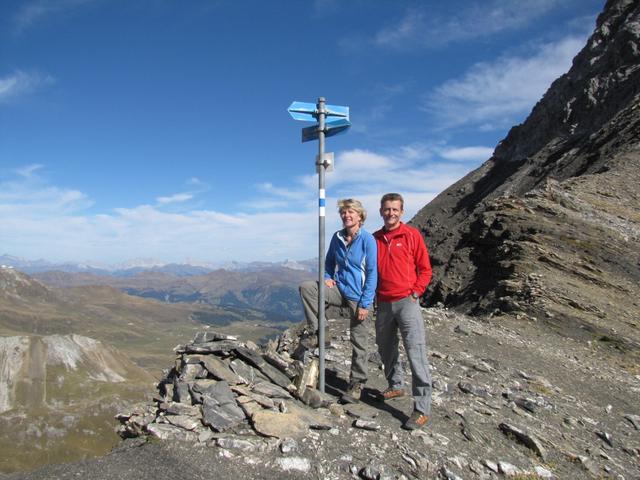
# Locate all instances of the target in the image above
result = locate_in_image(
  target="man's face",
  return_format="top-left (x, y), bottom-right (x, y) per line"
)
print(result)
top-left (380, 200), bottom-right (403, 230)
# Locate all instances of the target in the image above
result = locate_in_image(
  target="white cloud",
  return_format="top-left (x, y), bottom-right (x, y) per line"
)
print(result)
top-left (338, 149), bottom-right (394, 170)
top-left (12, 0), bottom-right (98, 32)
top-left (0, 166), bottom-right (316, 263)
top-left (425, 35), bottom-right (586, 130)
top-left (269, 145), bottom-right (487, 232)
top-left (257, 182), bottom-right (308, 201)
top-left (1, 148), bottom-right (484, 263)
top-left (187, 177), bottom-right (205, 186)
top-left (16, 164), bottom-right (44, 178)
top-left (374, 8), bottom-right (425, 48)
top-left (0, 71), bottom-right (54, 103)
top-left (438, 146), bottom-right (494, 162)
top-left (0, 165), bottom-right (92, 215)
top-left (373, 0), bottom-right (567, 49)
top-left (156, 193), bottom-right (193, 205)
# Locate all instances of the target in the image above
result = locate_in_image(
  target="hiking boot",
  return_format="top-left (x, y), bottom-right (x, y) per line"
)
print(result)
top-left (403, 410), bottom-right (429, 430)
top-left (340, 382), bottom-right (363, 404)
top-left (378, 387), bottom-right (406, 401)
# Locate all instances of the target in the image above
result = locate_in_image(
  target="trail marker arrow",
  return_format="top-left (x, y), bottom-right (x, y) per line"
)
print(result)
top-left (288, 101), bottom-right (349, 122)
top-left (301, 118), bottom-right (351, 143)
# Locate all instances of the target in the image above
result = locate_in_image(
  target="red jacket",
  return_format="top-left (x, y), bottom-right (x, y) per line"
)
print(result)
top-left (374, 222), bottom-right (432, 303)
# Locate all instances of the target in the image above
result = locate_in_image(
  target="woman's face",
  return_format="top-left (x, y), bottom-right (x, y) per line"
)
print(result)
top-left (340, 207), bottom-right (361, 229)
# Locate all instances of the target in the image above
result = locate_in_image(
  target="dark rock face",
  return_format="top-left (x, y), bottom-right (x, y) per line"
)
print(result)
top-left (412, 0), bottom-right (640, 351)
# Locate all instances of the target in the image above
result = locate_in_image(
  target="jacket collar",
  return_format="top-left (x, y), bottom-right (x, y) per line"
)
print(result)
top-left (337, 226), bottom-right (366, 243)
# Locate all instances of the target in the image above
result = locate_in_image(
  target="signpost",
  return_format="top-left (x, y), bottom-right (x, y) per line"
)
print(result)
top-left (287, 98), bottom-right (350, 393)
top-left (302, 118), bottom-right (351, 143)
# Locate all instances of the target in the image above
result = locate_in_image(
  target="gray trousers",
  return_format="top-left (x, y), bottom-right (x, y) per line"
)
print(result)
top-left (375, 297), bottom-right (432, 415)
top-left (299, 280), bottom-right (370, 383)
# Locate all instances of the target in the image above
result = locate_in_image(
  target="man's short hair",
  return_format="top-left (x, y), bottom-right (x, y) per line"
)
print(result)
top-left (338, 198), bottom-right (367, 224)
top-left (380, 193), bottom-right (404, 210)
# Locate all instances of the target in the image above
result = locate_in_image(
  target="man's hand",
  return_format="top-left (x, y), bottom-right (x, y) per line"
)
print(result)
top-left (356, 307), bottom-right (369, 321)
top-left (324, 279), bottom-right (336, 288)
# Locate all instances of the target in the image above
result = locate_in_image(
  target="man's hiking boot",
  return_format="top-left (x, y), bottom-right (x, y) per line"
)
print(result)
top-left (377, 387), bottom-right (406, 401)
top-left (341, 382), bottom-right (363, 404)
top-left (402, 410), bottom-right (429, 430)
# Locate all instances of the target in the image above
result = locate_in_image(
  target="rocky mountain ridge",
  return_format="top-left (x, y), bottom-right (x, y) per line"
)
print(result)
top-left (411, 0), bottom-right (640, 354)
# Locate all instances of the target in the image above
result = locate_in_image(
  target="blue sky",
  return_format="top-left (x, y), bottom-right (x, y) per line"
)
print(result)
top-left (0, 0), bottom-right (604, 265)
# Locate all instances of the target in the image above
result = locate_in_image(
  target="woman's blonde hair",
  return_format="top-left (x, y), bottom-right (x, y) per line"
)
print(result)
top-left (337, 198), bottom-right (367, 224)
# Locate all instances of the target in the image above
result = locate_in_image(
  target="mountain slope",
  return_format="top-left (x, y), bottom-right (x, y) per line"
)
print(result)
top-left (411, 0), bottom-right (640, 351)
top-left (34, 267), bottom-right (314, 321)
top-left (0, 267), bottom-right (287, 370)
top-left (0, 334), bottom-right (154, 473)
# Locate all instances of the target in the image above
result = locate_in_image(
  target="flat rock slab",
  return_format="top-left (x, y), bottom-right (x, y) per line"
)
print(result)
top-left (193, 331), bottom-right (238, 343)
top-left (344, 403), bottom-right (379, 419)
top-left (200, 356), bottom-right (243, 385)
top-left (499, 422), bottom-right (547, 460)
top-left (252, 410), bottom-right (308, 439)
top-left (161, 402), bottom-right (201, 417)
top-left (252, 381), bottom-right (291, 399)
top-left (236, 397), bottom-right (264, 418)
top-left (202, 397), bottom-right (245, 432)
top-left (235, 346), bottom-right (292, 389)
top-left (230, 358), bottom-right (268, 385)
top-left (458, 381), bottom-right (490, 398)
top-left (232, 386), bottom-right (276, 408)
top-left (173, 380), bottom-right (192, 404)
top-left (164, 415), bottom-right (201, 431)
top-left (183, 340), bottom-right (241, 354)
top-left (146, 423), bottom-right (198, 442)
top-left (285, 401), bottom-right (333, 430)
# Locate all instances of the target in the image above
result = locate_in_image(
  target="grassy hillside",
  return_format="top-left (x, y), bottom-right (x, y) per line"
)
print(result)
top-left (0, 268), bottom-right (297, 473)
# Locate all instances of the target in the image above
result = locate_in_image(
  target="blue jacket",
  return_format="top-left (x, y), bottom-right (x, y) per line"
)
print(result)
top-left (324, 227), bottom-right (377, 309)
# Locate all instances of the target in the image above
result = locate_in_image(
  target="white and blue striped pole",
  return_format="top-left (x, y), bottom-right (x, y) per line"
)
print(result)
top-left (317, 97), bottom-right (327, 393)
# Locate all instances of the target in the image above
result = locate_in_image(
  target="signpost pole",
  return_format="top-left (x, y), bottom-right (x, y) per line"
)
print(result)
top-left (317, 97), bottom-right (326, 393)
top-left (287, 98), bottom-right (350, 395)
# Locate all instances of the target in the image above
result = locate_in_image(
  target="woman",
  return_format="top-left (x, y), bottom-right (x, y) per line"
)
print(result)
top-left (299, 198), bottom-right (377, 403)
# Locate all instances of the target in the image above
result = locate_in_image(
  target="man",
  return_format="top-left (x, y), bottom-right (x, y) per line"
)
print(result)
top-left (299, 198), bottom-right (377, 403)
top-left (374, 193), bottom-right (432, 430)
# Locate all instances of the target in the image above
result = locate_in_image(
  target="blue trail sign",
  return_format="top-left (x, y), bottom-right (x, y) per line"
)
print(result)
top-left (301, 118), bottom-right (351, 143)
top-left (288, 101), bottom-right (349, 122)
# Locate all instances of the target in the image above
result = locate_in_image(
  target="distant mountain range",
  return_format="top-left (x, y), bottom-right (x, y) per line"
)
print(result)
top-left (1, 255), bottom-right (315, 322)
top-left (0, 266), bottom-right (293, 369)
top-left (33, 268), bottom-right (312, 322)
top-left (0, 254), bottom-right (316, 277)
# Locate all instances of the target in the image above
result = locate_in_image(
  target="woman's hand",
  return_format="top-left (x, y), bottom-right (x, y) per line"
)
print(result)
top-left (356, 307), bottom-right (369, 321)
top-left (324, 279), bottom-right (336, 288)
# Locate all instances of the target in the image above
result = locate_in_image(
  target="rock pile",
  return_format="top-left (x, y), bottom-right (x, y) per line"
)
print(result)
top-left (117, 329), bottom-right (334, 446)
